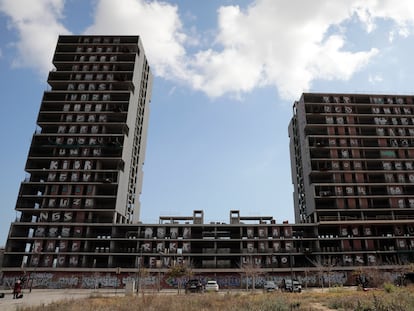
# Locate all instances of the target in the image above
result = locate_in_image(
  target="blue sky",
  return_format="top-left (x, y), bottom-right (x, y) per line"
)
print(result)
top-left (2, 0), bottom-right (414, 246)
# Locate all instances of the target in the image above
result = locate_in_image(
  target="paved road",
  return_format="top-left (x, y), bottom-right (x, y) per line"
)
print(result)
top-left (0, 289), bottom-right (124, 311)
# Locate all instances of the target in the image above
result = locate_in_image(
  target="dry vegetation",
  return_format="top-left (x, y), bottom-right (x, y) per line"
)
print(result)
top-left (19, 285), bottom-right (414, 311)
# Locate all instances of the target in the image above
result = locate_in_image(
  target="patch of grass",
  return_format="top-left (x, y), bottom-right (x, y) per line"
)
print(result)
top-left (20, 287), bottom-right (414, 311)
top-left (325, 287), bottom-right (414, 310)
top-left (383, 282), bottom-right (396, 293)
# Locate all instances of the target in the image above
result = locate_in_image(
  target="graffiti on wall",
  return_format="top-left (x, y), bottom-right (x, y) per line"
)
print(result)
top-left (0, 270), bottom-right (404, 289)
top-left (82, 274), bottom-right (119, 288)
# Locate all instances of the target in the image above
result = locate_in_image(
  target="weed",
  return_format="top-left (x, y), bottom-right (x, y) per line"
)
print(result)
top-left (383, 282), bottom-right (396, 293)
top-left (19, 287), bottom-right (414, 311)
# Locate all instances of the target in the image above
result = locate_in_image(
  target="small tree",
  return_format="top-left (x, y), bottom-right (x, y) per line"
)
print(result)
top-left (305, 255), bottom-right (326, 289)
top-left (393, 264), bottom-right (414, 286)
top-left (354, 267), bottom-right (391, 288)
top-left (239, 261), bottom-right (262, 291)
top-left (138, 268), bottom-right (149, 297)
top-left (167, 264), bottom-right (188, 294)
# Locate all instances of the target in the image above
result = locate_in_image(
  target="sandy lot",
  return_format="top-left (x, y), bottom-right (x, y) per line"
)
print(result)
top-left (0, 288), bottom-right (125, 311)
top-left (0, 287), bottom-right (354, 311)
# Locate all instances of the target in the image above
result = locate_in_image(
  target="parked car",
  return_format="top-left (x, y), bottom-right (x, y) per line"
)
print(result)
top-left (185, 279), bottom-right (204, 293)
top-left (204, 280), bottom-right (219, 292)
top-left (263, 280), bottom-right (278, 292)
top-left (281, 279), bottom-right (302, 292)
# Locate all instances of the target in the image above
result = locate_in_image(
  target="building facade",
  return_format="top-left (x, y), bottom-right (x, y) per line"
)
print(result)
top-left (2, 35), bottom-right (153, 270)
top-left (289, 93), bottom-right (414, 268)
top-left (2, 47), bottom-right (414, 289)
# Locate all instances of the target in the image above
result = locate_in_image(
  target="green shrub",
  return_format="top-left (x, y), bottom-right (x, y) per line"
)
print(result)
top-left (383, 282), bottom-right (396, 293)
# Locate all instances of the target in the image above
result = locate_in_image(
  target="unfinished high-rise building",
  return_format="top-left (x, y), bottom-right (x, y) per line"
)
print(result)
top-left (289, 93), bottom-right (414, 267)
top-left (2, 45), bottom-right (414, 289)
top-left (2, 35), bottom-right (152, 269)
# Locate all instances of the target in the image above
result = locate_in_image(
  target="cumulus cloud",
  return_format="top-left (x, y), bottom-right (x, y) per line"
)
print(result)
top-left (353, 0), bottom-right (414, 38)
top-left (187, 0), bottom-right (381, 99)
top-left (2, 0), bottom-right (414, 100)
top-left (0, 0), bottom-right (70, 75)
top-left (84, 0), bottom-right (189, 80)
top-left (0, 0), bottom-right (188, 81)
top-left (185, 0), bottom-right (414, 99)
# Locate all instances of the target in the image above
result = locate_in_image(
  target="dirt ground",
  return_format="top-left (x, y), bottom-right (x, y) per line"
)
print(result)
top-left (308, 302), bottom-right (335, 310)
top-left (0, 287), bottom-right (353, 311)
top-left (0, 288), bottom-right (124, 311)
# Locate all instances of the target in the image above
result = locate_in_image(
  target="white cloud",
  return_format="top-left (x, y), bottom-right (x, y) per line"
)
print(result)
top-left (184, 0), bottom-right (414, 99)
top-left (0, 0), bottom-right (70, 75)
top-left (0, 0), bottom-right (189, 82)
top-left (354, 0), bottom-right (414, 38)
top-left (2, 0), bottom-right (414, 100)
top-left (186, 0), bottom-right (381, 99)
top-left (368, 73), bottom-right (383, 84)
top-left (84, 0), bottom-right (189, 80)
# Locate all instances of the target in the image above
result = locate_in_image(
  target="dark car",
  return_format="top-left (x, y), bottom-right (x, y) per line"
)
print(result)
top-left (185, 279), bottom-right (204, 293)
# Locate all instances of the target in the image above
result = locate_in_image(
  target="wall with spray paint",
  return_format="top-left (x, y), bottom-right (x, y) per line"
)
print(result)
top-left (0, 270), bottom-right (400, 290)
